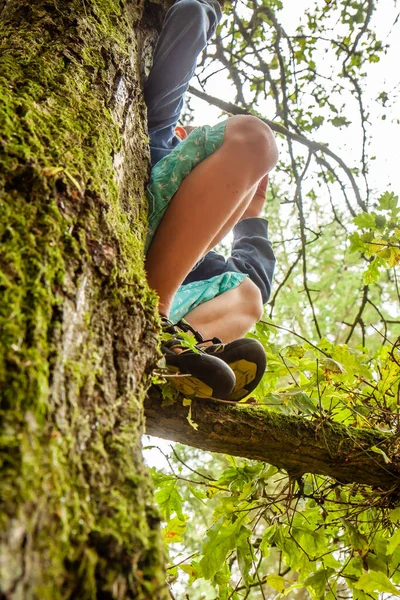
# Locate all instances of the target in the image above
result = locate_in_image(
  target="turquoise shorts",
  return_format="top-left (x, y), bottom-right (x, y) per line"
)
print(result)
top-left (146, 121), bottom-right (227, 249)
top-left (146, 120), bottom-right (247, 322)
top-left (169, 271), bottom-right (247, 323)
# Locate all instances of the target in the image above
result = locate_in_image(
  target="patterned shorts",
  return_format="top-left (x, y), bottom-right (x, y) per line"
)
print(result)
top-left (145, 120), bottom-right (227, 250)
top-left (145, 120), bottom-right (247, 322)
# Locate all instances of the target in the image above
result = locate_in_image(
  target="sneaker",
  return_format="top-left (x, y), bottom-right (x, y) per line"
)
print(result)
top-left (203, 337), bottom-right (266, 401)
top-left (160, 317), bottom-right (236, 399)
top-left (174, 319), bottom-right (267, 401)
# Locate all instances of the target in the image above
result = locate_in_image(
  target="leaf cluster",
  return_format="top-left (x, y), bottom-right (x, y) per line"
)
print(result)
top-left (150, 444), bottom-right (400, 599)
top-left (350, 193), bottom-right (400, 284)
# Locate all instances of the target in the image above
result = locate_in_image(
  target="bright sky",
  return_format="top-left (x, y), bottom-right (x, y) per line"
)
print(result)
top-left (188, 0), bottom-right (400, 196)
top-left (360, 0), bottom-right (400, 193)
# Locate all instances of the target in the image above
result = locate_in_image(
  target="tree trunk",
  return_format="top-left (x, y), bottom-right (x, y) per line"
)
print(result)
top-left (0, 1), bottom-right (168, 598)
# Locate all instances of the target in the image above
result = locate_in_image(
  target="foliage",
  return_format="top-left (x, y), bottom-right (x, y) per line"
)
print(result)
top-left (148, 0), bottom-right (400, 597)
top-left (350, 192), bottom-right (400, 285)
top-left (149, 312), bottom-right (400, 598)
top-left (150, 451), bottom-right (400, 599)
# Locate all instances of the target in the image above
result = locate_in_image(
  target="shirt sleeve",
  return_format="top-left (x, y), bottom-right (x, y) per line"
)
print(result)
top-left (182, 217), bottom-right (276, 304)
top-left (145, 0), bottom-right (222, 166)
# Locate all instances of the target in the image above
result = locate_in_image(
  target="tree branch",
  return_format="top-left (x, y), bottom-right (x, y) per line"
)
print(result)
top-left (145, 390), bottom-right (400, 491)
top-left (188, 85), bottom-right (366, 212)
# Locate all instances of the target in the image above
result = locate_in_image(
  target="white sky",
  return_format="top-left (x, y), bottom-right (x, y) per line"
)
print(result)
top-left (188, 0), bottom-right (400, 196)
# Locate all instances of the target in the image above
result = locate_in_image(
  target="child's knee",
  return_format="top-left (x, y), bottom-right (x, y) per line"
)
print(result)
top-left (238, 278), bottom-right (264, 322)
top-left (173, 0), bottom-right (206, 16)
top-left (225, 115), bottom-right (279, 178)
top-left (170, 0), bottom-right (214, 41)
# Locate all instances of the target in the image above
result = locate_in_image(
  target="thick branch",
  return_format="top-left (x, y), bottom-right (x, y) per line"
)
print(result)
top-left (145, 391), bottom-right (400, 491)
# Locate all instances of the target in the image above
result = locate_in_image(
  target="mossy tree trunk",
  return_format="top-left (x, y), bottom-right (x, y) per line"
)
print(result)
top-left (0, 1), bottom-right (169, 597)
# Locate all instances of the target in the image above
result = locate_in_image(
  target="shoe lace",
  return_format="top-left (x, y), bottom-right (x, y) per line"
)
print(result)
top-left (175, 318), bottom-right (204, 343)
top-left (200, 337), bottom-right (223, 345)
top-left (160, 316), bottom-right (179, 335)
top-left (161, 317), bottom-right (222, 347)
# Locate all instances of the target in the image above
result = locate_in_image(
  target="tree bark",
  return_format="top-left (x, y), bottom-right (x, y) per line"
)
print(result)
top-left (145, 391), bottom-right (400, 491)
top-left (0, 1), bottom-right (168, 598)
top-left (2, 0), bottom-right (399, 597)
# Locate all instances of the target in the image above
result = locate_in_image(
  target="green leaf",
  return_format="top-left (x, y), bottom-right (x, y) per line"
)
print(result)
top-left (213, 560), bottom-right (231, 587)
top-left (331, 116), bottom-right (350, 127)
top-left (323, 554), bottom-right (341, 569)
top-left (312, 115), bottom-right (324, 128)
top-left (281, 390), bottom-right (318, 414)
top-left (189, 484), bottom-right (207, 501)
top-left (385, 247), bottom-right (400, 267)
top-left (370, 445), bottom-right (391, 463)
top-left (274, 527), bottom-right (302, 570)
top-left (377, 191), bottom-right (399, 212)
top-left (163, 515), bottom-right (188, 544)
top-left (155, 480), bottom-right (184, 521)
top-left (184, 400), bottom-right (199, 430)
top-left (353, 212), bottom-right (376, 229)
top-left (354, 571), bottom-right (400, 595)
top-left (281, 583), bottom-right (304, 596)
top-left (269, 56), bottom-right (279, 69)
top-left (304, 568), bottom-right (335, 599)
top-left (199, 521), bottom-right (238, 580)
top-left (260, 523), bottom-right (277, 557)
top-left (282, 344), bottom-right (306, 358)
top-left (321, 357), bottom-right (346, 374)
top-left (179, 562), bottom-right (201, 583)
top-left (375, 214), bottom-right (387, 229)
top-left (387, 529), bottom-right (400, 555)
top-left (343, 521), bottom-right (369, 553)
top-left (266, 574), bottom-right (285, 593)
top-left (366, 551), bottom-right (389, 573)
top-left (349, 231), bottom-right (367, 253)
top-left (343, 557), bottom-right (363, 577)
top-left (364, 258), bottom-right (381, 284)
top-left (236, 526), bottom-right (253, 587)
top-left (390, 507), bottom-right (400, 522)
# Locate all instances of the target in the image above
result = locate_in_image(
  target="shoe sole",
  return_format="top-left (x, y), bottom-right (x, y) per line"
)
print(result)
top-left (207, 338), bottom-right (266, 401)
top-left (163, 350), bottom-right (236, 399)
top-left (165, 366), bottom-right (214, 399)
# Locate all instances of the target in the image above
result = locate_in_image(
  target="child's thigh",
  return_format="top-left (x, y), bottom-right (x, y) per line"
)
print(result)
top-left (145, 121), bottom-right (227, 252)
top-left (170, 271), bottom-right (247, 323)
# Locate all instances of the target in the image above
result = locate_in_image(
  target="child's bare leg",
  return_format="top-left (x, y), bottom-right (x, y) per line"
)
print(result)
top-left (203, 184), bottom-right (257, 254)
top-left (145, 115), bottom-right (278, 316)
top-left (184, 278), bottom-right (264, 343)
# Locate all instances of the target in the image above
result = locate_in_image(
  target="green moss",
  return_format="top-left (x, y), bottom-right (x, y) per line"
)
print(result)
top-left (0, 0), bottom-right (165, 597)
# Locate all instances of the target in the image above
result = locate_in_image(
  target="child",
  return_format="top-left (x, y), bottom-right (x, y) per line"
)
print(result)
top-left (144, 0), bottom-right (278, 400)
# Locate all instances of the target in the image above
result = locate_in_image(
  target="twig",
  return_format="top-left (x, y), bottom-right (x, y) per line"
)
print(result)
top-left (259, 319), bottom-right (331, 357)
top-left (188, 86), bottom-right (366, 211)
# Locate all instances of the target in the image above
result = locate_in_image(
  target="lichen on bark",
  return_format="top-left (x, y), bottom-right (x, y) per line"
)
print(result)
top-left (0, 0), bottom-right (168, 597)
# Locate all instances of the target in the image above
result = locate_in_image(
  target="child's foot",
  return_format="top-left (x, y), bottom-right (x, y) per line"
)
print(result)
top-left (161, 317), bottom-right (236, 399)
top-left (174, 319), bottom-right (267, 401)
top-left (203, 337), bottom-right (267, 401)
